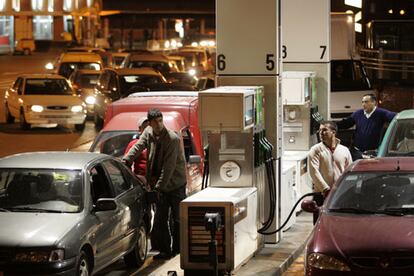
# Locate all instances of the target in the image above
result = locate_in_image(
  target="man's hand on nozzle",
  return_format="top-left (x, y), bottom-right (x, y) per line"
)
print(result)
top-left (323, 188), bottom-right (331, 199)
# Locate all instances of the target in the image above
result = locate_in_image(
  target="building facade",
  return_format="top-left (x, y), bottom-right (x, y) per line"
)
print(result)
top-left (0, 0), bottom-right (102, 52)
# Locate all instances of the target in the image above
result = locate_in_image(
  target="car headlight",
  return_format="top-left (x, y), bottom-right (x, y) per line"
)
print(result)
top-left (307, 253), bottom-right (351, 271)
top-left (31, 105), bottom-right (44, 112)
top-left (45, 62), bottom-right (54, 70)
top-left (15, 249), bottom-right (64, 263)
top-left (85, 96), bottom-right (96, 105)
top-left (71, 105), bottom-right (83, 112)
top-left (188, 69), bottom-right (197, 76)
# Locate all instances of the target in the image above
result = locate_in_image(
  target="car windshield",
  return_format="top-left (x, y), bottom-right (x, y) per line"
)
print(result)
top-left (90, 131), bottom-right (138, 157)
top-left (174, 52), bottom-right (203, 68)
top-left (75, 73), bottom-right (100, 89)
top-left (128, 60), bottom-right (174, 74)
top-left (25, 79), bottom-right (73, 95)
top-left (331, 60), bottom-right (372, 92)
top-left (386, 119), bottom-right (414, 156)
top-left (119, 75), bottom-right (164, 95)
top-left (113, 56), bottom-right (126, 66)
top-left (0, 169), bottom-right (82, 213)
top-left (328, 172), bottom-right (414, 214)
top-left (59, 62), bottom-right (101, 78)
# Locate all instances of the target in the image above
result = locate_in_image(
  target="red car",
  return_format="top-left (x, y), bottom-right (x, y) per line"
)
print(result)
top-left (302, 157), bottom-right (414, 276)
top-left (92, 110), bottom-right (203, 195)
top-left (104, 91), bottom-right (203, 163)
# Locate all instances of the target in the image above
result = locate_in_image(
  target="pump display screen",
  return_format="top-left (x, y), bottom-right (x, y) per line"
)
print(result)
top-left (244, 95), bottom-right (254, 127)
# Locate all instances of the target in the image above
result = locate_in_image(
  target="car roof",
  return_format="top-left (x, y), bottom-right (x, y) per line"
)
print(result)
top-left (128, 54), bottom-right (169, 62)
top-left (112, 52), bottom-right (129, 57)
top-left (394, 109), bottom-right (414, 120)
top-left (0, 152), bottom-right (109, 170)
top-left (108, 67), bottom-right (161, 76)
top-left (349, 157), bottom-right (414, 172)
top-left (103, 111), bottom-right (186, 132)
top-left (20, 74), bottom-right (67, 80)
top-left (60, 52), bottom-right (103, 63)
top-left (114, 92), bottom-right (198, 109)
top-left (73, 69), bottom-right (102, 75)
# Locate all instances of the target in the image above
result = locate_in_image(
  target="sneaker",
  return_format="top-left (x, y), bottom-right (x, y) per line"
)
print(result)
top-left (153, 252), bottom-right (174, 260)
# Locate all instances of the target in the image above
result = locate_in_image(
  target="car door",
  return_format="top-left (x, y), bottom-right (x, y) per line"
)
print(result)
top-left (8, 77), bottom-right (23, 117)
top-left (101, 159), bottom-right (142, 254)
top-left (87, 163), bottom-right (121, 269)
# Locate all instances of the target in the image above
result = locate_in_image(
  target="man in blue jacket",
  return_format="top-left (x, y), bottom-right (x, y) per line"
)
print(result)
top-left (337, 93), bottom-right (396, 160)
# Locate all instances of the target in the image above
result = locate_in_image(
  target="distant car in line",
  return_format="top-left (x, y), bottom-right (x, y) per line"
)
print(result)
top-left (4, 74), bottom-right (87, 131)
top-left (0, 152), bottom-right (150, 275)
top-left (302, 157), bottom-right (414, 276)
top-left (93, 68), bottom-right (167, 128)
top-left (68, 69), bottom-right (102, 117)
top-left (49, 52), bottom-right (103, 79)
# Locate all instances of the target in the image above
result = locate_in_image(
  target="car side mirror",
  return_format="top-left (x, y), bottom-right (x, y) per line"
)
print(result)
top-left (94, 198), bottom-right (117, 212)
top-left (301, 200), bottom-right (320, 213)
top-left (188, 155), bottom-right (201, 164)
top-left (362, 150), bottom-right (377, 159)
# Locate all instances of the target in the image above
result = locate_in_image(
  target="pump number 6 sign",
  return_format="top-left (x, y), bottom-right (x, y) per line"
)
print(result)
top-left (220, 161), bottom-right (241, 182)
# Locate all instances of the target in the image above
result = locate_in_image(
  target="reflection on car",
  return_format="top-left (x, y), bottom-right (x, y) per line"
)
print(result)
top-left (0, 152), bottom-right (150, 275)
top-left (303, 157), bottom-right (414, 275)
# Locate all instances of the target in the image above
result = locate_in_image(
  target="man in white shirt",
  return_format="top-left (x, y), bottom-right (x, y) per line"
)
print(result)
top-left (308, 121), bottom-right (353, 223)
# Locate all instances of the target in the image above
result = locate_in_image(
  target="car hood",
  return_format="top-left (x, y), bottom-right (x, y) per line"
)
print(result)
top-left (22, 95), bottom-right (83, 106)
top-left (313, 213), bottom-right (414, 257)
top-left (0, 212), bottom-right (82, 247)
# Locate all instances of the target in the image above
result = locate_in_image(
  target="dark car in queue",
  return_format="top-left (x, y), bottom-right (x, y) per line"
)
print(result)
top-left (123, 54), bottom-right (180, 82)
top-left (302, 157), bottom-right (414, 276)
top-left (68, 69), bottom-right (102, 117)
top-left (93, 67), bottom-right (167, 128)
top-left (0, 152), bottom-right (150, 276)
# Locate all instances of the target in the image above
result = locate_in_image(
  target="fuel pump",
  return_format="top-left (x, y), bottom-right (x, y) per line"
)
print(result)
top-left (180, 86), bottom-right (275, 274)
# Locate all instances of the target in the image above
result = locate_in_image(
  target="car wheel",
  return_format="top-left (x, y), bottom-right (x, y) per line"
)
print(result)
top-left (94, 113), bottom-right (103, 129)
top-left (5, 104), bottom-right (14, 124)
top-left (124, 221), bottom-right (148, 268)
top-left (23, 48), bottom-right (30, 56)
top-left (75, 122), bottom-right (86, 131)
top-left (19, 110), bottom-right (30, 130)
top-left (76, 251), bottom-right (91, 276)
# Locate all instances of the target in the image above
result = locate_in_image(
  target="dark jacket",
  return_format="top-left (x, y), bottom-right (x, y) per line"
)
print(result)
top-left (123, 126), bottom-right (187, 192)
top-left (337, 107), bottom-right (396, 151)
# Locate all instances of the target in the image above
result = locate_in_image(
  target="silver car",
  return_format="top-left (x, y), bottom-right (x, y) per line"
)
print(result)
top-left (0, 152), bottom-right (150, 275)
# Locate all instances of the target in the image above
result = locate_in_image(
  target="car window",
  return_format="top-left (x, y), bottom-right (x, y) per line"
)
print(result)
top-left (89, 164), bottom-right (114, 204)
top-left (331, 60), bottom-right (371, 92)
top-left (75, 73), bottom-right (100, 89)
top-left (25, 79), bottom-right (73, 95)
top-left (328, 172), bottom-right (414, 212)
top-left (386, 119), bottom-right (414, 156)
top-left (90, 131), bottom-right (138, 157)
top-left (182, 128), bottom-right (195, 162)
top-left (128, 60), bottom-right (171, 74)
top-left (102, 160), bottom-right (132, 196)
top-left (59, 62), bottom-right (101, 78)
top-left (0, 168), bottom-right (82, 213)
top-left (119, 74), bottom-right (164, 94)
top-left (13, 78), bottom-right (22, 90)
